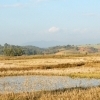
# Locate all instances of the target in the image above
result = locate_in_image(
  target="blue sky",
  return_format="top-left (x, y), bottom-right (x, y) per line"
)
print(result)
top-left (0, 0), bottom-right (100, 46)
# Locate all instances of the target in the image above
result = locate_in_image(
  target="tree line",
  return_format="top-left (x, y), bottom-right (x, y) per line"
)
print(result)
top-left (0, 43), bottom-right (45, 56)
top-left (0, 43), bottom-right (81, 56)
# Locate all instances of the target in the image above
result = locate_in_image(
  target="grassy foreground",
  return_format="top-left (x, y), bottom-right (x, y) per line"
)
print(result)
top-left (0, 86), bottom-right (100, 100)
top-left (0, 55), bottom-right (100, 100)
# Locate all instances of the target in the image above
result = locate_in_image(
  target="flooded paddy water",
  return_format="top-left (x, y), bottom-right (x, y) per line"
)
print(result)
top-left (0, 75), bottom-right (100, 93)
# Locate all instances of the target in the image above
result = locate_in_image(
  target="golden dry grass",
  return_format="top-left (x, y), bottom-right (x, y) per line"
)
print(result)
top-left (0, 55), bottom-right (100, 78)
top-left (0, 86), bottom-right (100, 100)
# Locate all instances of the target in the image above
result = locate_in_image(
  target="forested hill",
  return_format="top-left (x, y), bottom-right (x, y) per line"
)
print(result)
top-left (0, 43), bottom-right (100, 56)
top-left (0, 43), bottom-right (45, 56)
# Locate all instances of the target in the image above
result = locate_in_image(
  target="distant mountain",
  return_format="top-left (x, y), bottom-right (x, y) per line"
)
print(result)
top-left (23, 41), bottom-right (67, 48)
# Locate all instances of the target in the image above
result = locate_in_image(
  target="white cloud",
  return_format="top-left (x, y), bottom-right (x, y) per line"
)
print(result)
top-left (30, 0), bottom-right (48, 3)
top-left (0, 3), bottom-right (26, 8)
top-left (0, 0), bottom-right (48, 8)
top-left (73, 28), bottom-right (88, 34)
top-left (49, 27), bottom-right (60, 33)
top-left (37, 0), bottom-right (48, 2)
top-left (82, 13), bottom-right (96, 16)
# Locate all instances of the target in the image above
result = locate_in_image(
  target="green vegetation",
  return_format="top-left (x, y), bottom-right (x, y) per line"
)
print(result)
top-left (3, 43), bottom-right (24, 56)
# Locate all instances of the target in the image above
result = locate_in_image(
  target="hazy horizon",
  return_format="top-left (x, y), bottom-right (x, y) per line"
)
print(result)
top-left (0, 0), bottom-right (100, 46)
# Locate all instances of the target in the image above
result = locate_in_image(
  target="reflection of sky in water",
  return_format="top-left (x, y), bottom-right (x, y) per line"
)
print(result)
top-left (0, 76), bottom-right (100, 93)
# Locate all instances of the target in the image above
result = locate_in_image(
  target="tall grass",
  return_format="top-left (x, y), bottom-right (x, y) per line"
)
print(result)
top-left (0, 86), bottom-right (100, 100)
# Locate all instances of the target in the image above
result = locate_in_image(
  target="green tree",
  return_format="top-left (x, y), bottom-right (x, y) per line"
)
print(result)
top-left (3, 44), bottom-right (24, 56)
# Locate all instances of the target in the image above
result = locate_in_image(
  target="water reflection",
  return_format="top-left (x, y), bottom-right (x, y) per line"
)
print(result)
top-left (0, 75), bottom-right (100, 93)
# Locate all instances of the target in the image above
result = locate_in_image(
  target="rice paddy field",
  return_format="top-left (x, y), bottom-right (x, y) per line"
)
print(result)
top-left (0, 54), bottom-right (100, 78)
top-left (0, 54), bottom-right (100, 100)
